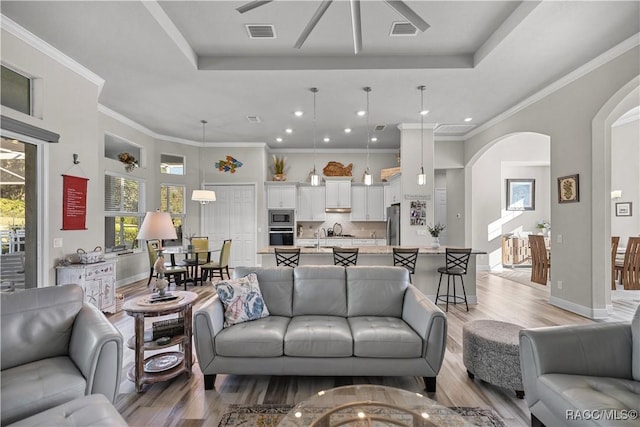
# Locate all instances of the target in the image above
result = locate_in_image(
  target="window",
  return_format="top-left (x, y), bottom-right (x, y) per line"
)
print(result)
top-left (160, 154), bottom-right (185, 175)
top-left (104, 133), bottom-right (141, 165)
top-left (104, 173), bottom-right (144, 251)
top-left (1, 65), bottom-right (31, 115)
top-left (160, 184), bottom-right (185, 246)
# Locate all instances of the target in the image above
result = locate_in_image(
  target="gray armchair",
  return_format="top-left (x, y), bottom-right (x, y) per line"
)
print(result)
top-left (519, 306), bottom-right (640, 427)
top-left (1, 284), bottom-right (123, 426)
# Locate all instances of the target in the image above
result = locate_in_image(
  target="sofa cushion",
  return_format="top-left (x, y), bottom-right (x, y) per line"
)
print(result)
top-left (214, 273), bottom-right (270, 327)
top-left (346, 266), bottom-right (408, 317)
top-left (349, 316), bottom-right (422, 358)
top-left (1, 285), bottom-right (83, 370)
top-left (233, 267), bottom-right (294, 317)
top-left (632, 305), bottom-right (640, 381)
top-left (215, 316), bottom-right (290, 357)
top-left (292, 266), bottom-right (347, 316)
top-left (284, 316), bottom-right (352, 357)
top-left (1, 356), bottom-right (86, 426)
top-left (537, 374), bottom-right (640, 426)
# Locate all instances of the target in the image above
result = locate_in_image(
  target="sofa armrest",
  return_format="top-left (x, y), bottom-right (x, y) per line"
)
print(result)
top-left (519, 322), bottom-right (632, 406)
top-left (69, 304), bottom-right (123, 403)
top-left (402, 285), bottom-right (447, 373)
top-left (193, 294), bottom-right (225, 372)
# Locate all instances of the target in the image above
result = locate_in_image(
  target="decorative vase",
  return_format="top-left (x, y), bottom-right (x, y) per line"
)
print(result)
top-left (273, 173), bottom-right (286, 181)
top-left (156, 275), bottom-right (168, 296)
top-left (431, 236), bottom-right (440, 249)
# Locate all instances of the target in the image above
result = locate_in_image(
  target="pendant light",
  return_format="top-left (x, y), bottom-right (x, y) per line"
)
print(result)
top-left (191, 120), bottom-right (216, 204)
top-left (363, 86), bottom-right (372, 186)
top-left (417, 85), bottom-right (427, 186)
top-left (310, 87), bottom-right (320, 186)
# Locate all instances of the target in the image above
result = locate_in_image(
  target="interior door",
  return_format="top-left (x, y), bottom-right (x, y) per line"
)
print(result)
top-left (435, 188), bottom-right (447, 244)
top-left (202, 184), bottom-right (256, 268)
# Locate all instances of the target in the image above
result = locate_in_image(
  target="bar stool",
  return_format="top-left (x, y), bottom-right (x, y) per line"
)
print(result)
top-left (275, 247), bottom-right (301, 267)
top-left (435, 248), bottom-right (472, 312)
top-left (333, 247), bottom-right (359, 266)
top-left (393, 248), bottom-right (419, 283)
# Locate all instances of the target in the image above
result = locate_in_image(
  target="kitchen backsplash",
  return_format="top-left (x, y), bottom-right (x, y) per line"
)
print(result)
top-left (297, 213), bottom-right (386, 239)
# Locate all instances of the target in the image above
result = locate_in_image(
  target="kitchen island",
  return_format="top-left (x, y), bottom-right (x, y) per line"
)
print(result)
top-left (257, 246), bottom-right (485, 306)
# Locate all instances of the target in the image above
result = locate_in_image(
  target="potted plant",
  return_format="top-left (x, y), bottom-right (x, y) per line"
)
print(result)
top-left (536, 220), bottom-right (550, 236)
top-left (272, 155), bottom-right (287, 181)
top-left (426, 223), bottom-right (446, 248)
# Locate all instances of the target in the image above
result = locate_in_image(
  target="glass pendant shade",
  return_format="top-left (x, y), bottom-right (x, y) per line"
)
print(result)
top-left (363, 169), bottom-right (372, 186)
top-left (310, 168), bottom-right (320, 186)
top-left (417, 167), bottom-right (426, 186)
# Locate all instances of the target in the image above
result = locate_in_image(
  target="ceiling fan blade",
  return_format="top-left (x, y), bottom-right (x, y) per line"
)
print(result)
top-left (236, 0), bottom-right (273, 14)
top-left (294, 0), bottom-right (333, 49)
top-left (384, 0), bottom-right (430, 32)
top-left (350, 0), bottom-right (362, 55)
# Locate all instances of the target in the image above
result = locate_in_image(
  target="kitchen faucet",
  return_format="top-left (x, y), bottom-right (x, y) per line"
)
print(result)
top-left (317, 227), bottom-right (326, 248)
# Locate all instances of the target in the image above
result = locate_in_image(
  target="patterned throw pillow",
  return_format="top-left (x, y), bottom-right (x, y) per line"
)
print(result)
top-left (214, 273), bottom-right (270, 327)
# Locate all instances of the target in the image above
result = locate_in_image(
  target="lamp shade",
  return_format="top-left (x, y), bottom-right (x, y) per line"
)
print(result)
top-left (136, 211), bottom-right (177, 240)
top-left (191, 189), bottom-right (216, 203)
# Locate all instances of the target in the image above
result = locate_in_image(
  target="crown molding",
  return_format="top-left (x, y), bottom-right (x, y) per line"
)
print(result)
top-left (269, 148), bottom-right (399, 154)
top-left (1, 14), bottom-right (105, 93)
top-left (465, 32), bottom-right (640, 140)
top-left (397, 123), bottom-right (439, 130)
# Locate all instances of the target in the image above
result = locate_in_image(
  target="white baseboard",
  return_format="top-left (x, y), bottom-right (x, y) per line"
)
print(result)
top-left (549, 296), bottom-right (610, 320)
top-left (116, 272), bottom-right (147, 288)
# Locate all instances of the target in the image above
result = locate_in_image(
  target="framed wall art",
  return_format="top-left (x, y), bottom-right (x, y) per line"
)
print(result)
top-left (615, 202), bottom-right (632, 217)
top-left (506, 179), bottom-right (535, 211)
top-left (557, 174), bottom-right (580, 203)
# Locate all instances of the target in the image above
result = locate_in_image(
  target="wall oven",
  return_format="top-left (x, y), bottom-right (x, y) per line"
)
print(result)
top-left (268, 209), bottom-right (295, 246)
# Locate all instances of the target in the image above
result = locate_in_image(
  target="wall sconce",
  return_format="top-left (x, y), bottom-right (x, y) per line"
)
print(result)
top-left (611, 190), bottom-right (622, 199)
top-left (192, 190), bottom-right (216, 204)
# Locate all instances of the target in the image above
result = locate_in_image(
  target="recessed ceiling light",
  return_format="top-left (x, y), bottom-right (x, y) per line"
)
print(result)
top-left (371, 137), bottom-right (378, 142)
top-left (285, 128), bottom-right (293, 133)
top-left (464, 117), bottom-right (473, 122)
top-left (323, 137), bottom-right (330, 142)
top-left (276, 137), bottom-right (283, 142)
top-left (294, 111), bottom-right (303, 117)
top-left (344, 128), bottom-right (352, 133)
top-left (420, 110), bottom-right (429, 116)
top-left (356, 110), bottom-right (366, 117)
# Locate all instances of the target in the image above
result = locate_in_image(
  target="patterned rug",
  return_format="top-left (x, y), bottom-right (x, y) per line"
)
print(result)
top-left (217, 404), bottom-right (507, 426)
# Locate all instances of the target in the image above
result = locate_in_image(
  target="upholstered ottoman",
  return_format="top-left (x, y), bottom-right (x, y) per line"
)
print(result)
top-left (463, 320), bottom-right (524, 399)
top-left (6, 394), bottom-right (128, 427)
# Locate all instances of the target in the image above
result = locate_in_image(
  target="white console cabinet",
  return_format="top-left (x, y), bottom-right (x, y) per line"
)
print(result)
top-left (56, 260), bottom-right (117, 313)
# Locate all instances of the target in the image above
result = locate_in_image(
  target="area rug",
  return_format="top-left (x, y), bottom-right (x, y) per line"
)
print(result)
top-left (217, 404), bottom-right (506, 426)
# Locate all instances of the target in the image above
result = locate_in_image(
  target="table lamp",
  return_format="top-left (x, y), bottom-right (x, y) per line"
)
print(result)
top-left (137, 211), bottom-right (177, 295)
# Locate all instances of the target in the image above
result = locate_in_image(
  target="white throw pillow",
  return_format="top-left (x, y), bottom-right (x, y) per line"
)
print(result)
top-left (214, 273), bottom-right (270, 327)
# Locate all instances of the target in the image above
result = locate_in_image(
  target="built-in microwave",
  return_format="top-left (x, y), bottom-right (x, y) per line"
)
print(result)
top-left (269, 210), bottom-right (294, 227)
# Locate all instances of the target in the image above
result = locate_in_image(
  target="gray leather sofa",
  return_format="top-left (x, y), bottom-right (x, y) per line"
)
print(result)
top-left (1, 284), bottom-right (124, 426)
top-left (194, 265), bottom-right (447, 392)
top-left (519, 305), bottom-right (640, 427)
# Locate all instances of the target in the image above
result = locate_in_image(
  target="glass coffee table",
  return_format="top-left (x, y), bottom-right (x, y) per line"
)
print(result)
top-left (278, 384), bottom-right (473, 427)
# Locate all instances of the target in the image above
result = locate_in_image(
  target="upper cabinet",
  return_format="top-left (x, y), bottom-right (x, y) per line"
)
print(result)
top-left (266, 183), bottom-right (297, 209)
top-left (298, 185), bottom-right (326, 221)
top-left (351, 185), bottom-right (384, 221)
top-left (384, 175), bottom-right (402, 207)
top-left (325, 178), bottom-right (352, 210)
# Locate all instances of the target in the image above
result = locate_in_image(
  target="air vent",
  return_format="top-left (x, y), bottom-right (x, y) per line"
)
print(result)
top-left (390, 22), bottom-right (417, 36)
top-left (435, 124), bottom-right (476, 134)
top-left (245, 24), bottom-right (276, 39)
top-left (374, 124), bottom-right (386, 131)
top-left (246, 116), bottom-right (261, 123)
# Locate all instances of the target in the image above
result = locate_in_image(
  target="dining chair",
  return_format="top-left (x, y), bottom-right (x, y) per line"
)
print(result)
top-left (182, 237), bottom-right (210, 284)
top-left (146, 240), bottom-right (187, 289)
top-left (435, 248), bottom-right (471, 312)
top-left (201, 239), bottom-right (232, 283)
top-left (275, 247), bottom-right (301, 267)
top-left (529, 235), bottom-right (550, 285)
top-left (333, 247), bottom-right (359, 266)
top-left (619, 237), bottom-right (640, 290)
top-left (611, 236), bottom-right (620, 290)
top-left (392, 247), bottom-right (419, 283)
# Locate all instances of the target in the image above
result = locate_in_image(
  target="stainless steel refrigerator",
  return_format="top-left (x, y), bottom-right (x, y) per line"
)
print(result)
top-left (386, 203), bottom-right (400, 246)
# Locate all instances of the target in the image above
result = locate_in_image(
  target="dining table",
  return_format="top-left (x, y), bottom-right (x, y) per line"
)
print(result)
top-left (161, 246), bottom-right (220, 285)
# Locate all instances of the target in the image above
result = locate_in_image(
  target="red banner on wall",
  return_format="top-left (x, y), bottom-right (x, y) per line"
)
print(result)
top-left (62, 174), bottom-right (89, 230)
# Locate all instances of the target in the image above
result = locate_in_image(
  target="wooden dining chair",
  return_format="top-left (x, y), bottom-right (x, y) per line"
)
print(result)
top-left (529, 235), bottom-right (550, 285)
top-left (201, 239), bottom-right (232, 283)
top-left (182, 237), bottom-right (210, 283)
top-left (619, 237), bottom-right (640, 290)
top-left (275, 247), bottom-right (301, 267)
top-left (611, 236), bottom-right (620, 290)
top-left (393, 248), bottom-right (419, 283)
top-left (333, 247), bottom-right (359, 266)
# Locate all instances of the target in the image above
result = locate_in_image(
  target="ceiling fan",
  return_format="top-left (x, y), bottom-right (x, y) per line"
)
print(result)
top-left (236, 0), bottom-right (430, 54)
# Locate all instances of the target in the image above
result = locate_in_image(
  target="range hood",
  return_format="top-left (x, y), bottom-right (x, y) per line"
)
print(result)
top-left (325, 207), bottom-right (351, 214)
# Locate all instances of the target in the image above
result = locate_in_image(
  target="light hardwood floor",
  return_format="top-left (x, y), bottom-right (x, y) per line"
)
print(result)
top-left (109, 272), bottom-right (598, 427)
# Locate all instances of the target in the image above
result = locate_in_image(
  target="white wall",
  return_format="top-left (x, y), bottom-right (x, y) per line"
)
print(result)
top-left (611, 118), bottom-right (640, 244)
top-left (471, 133), bottom-right (551, 269)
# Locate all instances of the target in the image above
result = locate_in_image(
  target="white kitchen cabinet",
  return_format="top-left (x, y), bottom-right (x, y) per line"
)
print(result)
top-left (325, 179), bottom-right (351, 209)
top-left (266, 183), bottom-right (297, 209)
top-left (351, 185), bottom-right (384, 221)
top-left (56, 259), bottom-right (117, 313)
top-left (296, 238), bottom-right (323, 247)
top-left (298, 186), bottom-right (326, 221)
top-left (352, 238), bottom-right (376, 246)
top-left (323, 238), bottom-right (353, 247)
top-left (376, 239), bottom-right (388, 246)
top-left (385, 175), bottom-right (402, 207)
